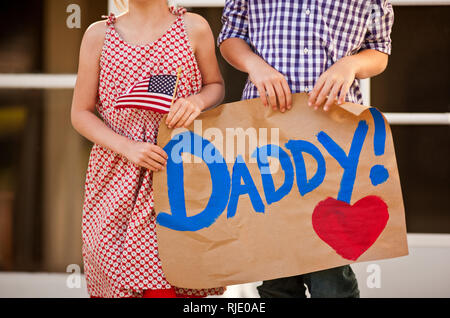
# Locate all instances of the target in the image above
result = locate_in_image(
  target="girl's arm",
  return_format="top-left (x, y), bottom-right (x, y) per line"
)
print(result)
top-left (165, 13), bottom-right (225, 129)
top-left (71, 22), bottom-right (167, 171)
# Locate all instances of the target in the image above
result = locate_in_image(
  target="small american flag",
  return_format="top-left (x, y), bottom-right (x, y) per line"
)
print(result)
top-left (114, 69), bottom-right (181, 113)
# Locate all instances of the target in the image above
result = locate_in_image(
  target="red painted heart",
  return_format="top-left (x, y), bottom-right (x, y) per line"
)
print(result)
top-left (312, 196), bottom-right (389, 261)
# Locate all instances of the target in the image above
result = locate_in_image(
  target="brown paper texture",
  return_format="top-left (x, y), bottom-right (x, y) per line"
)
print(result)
top-left (153, 93), bottom-right (408, 289)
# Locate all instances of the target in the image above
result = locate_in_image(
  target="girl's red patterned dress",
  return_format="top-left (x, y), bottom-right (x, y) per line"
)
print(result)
top-left (81, 10), bottom-right (225, 298)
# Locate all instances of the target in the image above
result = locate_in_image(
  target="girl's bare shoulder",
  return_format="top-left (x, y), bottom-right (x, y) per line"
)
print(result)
top-left (183, 12), bottom-right (213, 39)
top-left (81, 20), bottom-right (109, 52)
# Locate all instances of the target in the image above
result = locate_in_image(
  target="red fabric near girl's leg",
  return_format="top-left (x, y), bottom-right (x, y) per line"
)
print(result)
top-left (177, 294), bottom-right (205, 298)
top-left (91, 289), bottom-right (207, 298)
top-left (143, 288), bottom-right (177, 298)
top-left (90, 295), bottom-right (136, 298)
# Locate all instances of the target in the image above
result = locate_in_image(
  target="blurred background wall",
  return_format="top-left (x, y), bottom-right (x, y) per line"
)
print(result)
top-left (0, 0), bottom-right (108, 272)
top-left (0, 0), bottom-right (448, 296)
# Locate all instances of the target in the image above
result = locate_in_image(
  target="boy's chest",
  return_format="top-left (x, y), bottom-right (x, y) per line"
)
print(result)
top-left (247, 0), bottom-right (371, 25)
top-left (247, 0), bottom-right (371, 50)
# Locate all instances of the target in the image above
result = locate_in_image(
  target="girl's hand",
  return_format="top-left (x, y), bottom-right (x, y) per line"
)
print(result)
top-left (165, 96), bottom-right (203, 129)
top-left (308, 56), bottom-right (357, 111)
top-left (248, 58), bottom-right (292, 112)
top-left (123, 140), bottom-right (168, 171)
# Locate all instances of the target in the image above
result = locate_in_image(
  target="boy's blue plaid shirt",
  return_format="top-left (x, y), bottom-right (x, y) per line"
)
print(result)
top-left (218, 0), bottom-right (394, 104)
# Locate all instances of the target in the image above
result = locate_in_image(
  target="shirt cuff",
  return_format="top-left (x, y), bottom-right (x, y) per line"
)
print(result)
top-left (360, 41), bottom-right (392, 55)
top-left (217, 29), bottom-right (250, 48)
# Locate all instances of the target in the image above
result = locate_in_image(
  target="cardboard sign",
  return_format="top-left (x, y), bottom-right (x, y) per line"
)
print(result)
top-left (153, 93), bottom-right (408, 289)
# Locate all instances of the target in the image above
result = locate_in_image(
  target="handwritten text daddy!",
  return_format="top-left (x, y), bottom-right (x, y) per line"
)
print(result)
top-left (158, 111), bottom-right (388, 232)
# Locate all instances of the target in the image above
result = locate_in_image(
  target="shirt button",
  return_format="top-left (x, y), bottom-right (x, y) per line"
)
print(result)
top-left (305, 8), bottom-right (311, 15)
top-left (304, 48), bottom-right (309, 54)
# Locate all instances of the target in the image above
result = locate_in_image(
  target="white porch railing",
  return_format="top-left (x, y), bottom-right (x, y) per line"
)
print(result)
top-left (1, 73), bottom-right (448, 126)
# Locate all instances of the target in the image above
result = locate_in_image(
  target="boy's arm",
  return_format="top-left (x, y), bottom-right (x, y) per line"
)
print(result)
top-left (309, 0), bottom-right (394, 111)
top-left (218, 0), bottom-right (291, 112)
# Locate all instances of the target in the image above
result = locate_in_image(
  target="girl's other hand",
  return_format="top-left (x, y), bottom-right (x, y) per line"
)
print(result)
top-left (165, 96), bottom-right (202, 129)
top-left (123, 141), bottom-right (168, 171)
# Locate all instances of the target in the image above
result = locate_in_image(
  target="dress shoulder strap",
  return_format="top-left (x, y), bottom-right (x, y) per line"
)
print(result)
top-left (102, 13), bottom-right (117, 27)
top-left (102, 7), bottom-right (185, 25)
top-left (169, 5), bottom-right (187, 16)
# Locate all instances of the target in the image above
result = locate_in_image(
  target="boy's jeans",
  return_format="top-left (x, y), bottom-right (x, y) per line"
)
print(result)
top-left (257, 265), bottom-right (360, 298)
